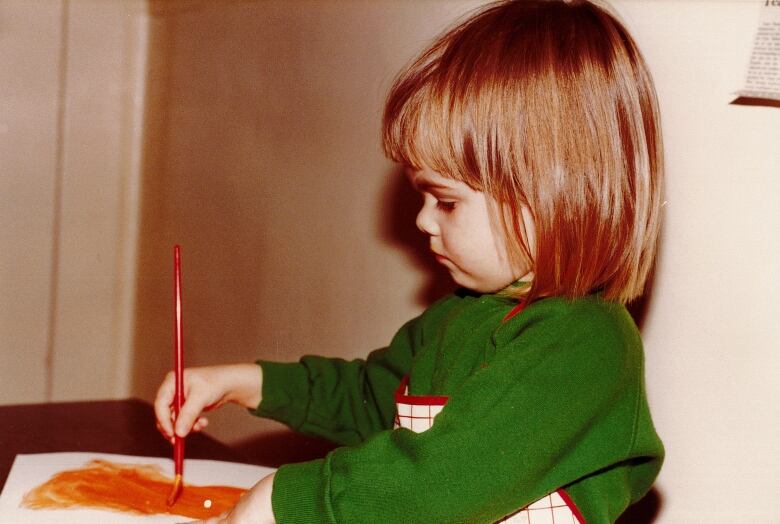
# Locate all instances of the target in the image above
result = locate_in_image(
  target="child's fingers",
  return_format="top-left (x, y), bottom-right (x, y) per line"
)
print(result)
top-left (156, 412), bottom-right (174, 439)
top-left (191, 416), bottom-right (209, 433)
top-left (154, 371), bottom-right (176, 436)
top-left (156, 420), bottom-right (171, 440)
top-left (174, 390), bottom-right (212, 437)
top-left (157, 423), bottom-right (175, 444)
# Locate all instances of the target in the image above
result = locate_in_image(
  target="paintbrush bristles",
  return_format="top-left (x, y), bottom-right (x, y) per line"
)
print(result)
top-left (166, 474), bottom-right (183, 506)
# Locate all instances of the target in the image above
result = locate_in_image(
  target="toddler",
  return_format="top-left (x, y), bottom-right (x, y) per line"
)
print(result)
top-left (155, 1), bottom-right (664, 522)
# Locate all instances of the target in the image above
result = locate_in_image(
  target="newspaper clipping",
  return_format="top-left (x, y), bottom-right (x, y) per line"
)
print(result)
top-left (735, 1), bottom-right (780, 105)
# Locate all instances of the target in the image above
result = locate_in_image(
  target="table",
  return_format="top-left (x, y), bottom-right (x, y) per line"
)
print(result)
top-left (0, 399), bottom-right (658, 522)
top-left (0, 398), bottom-right (247, 491)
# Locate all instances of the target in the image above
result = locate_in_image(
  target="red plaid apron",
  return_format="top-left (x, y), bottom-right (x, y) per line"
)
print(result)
top-left (392, 302), bottom-right (586, 524)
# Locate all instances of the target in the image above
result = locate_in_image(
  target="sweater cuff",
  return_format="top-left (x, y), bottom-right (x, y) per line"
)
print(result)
top-left (250, 360), bottom-right (310, 431)
top-left (272, 458), bottom-right (332, 524)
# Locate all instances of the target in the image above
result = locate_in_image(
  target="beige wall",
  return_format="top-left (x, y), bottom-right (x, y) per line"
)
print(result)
top-left (615, 1), bottom-right (780, 522)
top-left (0, 0), bottom-right (146, 402)
top-left (0, 1), bottom-right (62, 403)
top-left (2, 1), bottom-right (778, 522)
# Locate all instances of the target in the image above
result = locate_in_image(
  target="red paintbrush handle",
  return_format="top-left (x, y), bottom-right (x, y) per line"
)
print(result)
top-left (173, 245), bottom-right (185, 477)
top-left (174, 437), bottom-right (184, 475)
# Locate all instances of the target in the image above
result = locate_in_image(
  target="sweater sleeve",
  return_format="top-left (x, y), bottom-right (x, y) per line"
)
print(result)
top-left (250, 296), bottom-right (459, 445)
top-left (269, 299), bottom-right (660, 524)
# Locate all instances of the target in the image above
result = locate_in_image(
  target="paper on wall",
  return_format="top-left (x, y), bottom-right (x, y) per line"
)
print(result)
top-left (735, 1), bottom-right (780, 103)
top-left (0, 452), bottom-right (275, 524)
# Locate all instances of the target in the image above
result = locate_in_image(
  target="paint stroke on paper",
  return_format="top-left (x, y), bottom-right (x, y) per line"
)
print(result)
top-left (21, 459), bottom-right (244, 519)
top-left (0, 453), bottom-right (275, 524)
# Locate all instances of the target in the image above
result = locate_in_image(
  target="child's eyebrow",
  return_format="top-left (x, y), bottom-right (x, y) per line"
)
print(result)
top-left (407, 173), bottom-right (456, 193)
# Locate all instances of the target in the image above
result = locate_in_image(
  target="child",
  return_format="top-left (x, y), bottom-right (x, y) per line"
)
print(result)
top-left (155, 1), bottom-right (664, 522)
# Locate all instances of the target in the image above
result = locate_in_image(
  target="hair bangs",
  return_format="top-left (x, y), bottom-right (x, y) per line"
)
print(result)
top-left (382, 11), bottom-right (509, 190)
top-left (383, 85), bottom-right (455, 179)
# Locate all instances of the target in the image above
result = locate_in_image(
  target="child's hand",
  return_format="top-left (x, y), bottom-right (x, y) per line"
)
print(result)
top-left (154, 364), bottom-right (262, 440)
top-left (182, 472), bottom-right (276, 524)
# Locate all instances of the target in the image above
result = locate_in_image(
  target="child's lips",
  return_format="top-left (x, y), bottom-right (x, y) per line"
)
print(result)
top-left (432, 252), bottom-right (449, 264)
top-left (430, 245), bottom-right (450, 265)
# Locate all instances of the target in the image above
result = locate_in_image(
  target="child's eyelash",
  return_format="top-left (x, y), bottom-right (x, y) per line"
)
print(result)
top-left (436, 200), bottom-right (456, 211)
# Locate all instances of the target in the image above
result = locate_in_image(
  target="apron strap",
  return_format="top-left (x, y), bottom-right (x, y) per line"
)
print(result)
top-left (502, 298), bottom-right (528, 323)
top-left (395, 375), bottom-right (449, 405)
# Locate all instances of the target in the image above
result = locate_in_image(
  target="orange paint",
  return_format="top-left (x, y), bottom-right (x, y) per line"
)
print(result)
top-left (21, 459), bottom-right (245, 519)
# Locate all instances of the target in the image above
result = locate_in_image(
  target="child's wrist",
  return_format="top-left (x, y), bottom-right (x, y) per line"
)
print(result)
top-left (227, 363), bottom-right (263, 409)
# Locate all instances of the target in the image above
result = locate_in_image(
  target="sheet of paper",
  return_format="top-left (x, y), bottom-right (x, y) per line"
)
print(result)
top-left (0, 452), bottom-right (275, 524)
top-left (735, 2), bottom-right (780, 102)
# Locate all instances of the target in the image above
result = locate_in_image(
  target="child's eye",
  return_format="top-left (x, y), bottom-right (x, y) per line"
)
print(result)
top-left (436, 200), bottom-right (456, 212)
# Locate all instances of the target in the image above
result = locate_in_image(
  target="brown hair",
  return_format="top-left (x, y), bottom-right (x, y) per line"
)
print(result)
top-left (382, 0), bottom-right (663, 304)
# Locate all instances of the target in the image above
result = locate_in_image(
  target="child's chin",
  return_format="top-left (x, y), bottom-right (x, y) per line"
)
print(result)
top-left (459, 277), bottom-right (517, 295)
top-left (450, 275), bottom-right (488, 294)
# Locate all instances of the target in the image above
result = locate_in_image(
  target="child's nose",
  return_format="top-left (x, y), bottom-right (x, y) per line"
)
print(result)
top-left (415, 203), bottom-right (439, 236)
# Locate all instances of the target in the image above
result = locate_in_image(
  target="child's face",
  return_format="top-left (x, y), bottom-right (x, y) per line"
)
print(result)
top-left (408, 166), bottom-right (531, 293)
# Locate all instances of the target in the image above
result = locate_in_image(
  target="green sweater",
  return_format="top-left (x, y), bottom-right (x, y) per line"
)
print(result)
top-left (253, 291), bottom-right (663, 523)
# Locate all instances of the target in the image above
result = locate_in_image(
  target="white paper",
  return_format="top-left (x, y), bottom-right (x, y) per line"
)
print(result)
top-left (0, 452), bottom-right (275, 524)
top-left (736, 2), bottom-right (780, 101)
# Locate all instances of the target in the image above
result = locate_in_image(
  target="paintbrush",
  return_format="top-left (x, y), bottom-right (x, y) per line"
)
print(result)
top-left (167, 245), bottom-right (185, 506)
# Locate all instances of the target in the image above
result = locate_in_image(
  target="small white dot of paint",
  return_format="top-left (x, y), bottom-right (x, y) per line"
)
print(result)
top-left (203, 499), bottom-right (212, 508)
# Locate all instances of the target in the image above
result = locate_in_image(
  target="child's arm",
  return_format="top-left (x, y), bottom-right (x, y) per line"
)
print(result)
top-left (253, 350), bottom-right (406, 445)
top-left (249, 301), bottom-right (451, 445)
top-left (154, 363), bottom-right (262, 440)
top-left (153, 294), bottom-right (447, 444)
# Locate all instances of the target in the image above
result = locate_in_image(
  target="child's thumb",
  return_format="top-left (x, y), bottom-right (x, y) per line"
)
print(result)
top-left (174, 396), bottom-right (205, 437)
